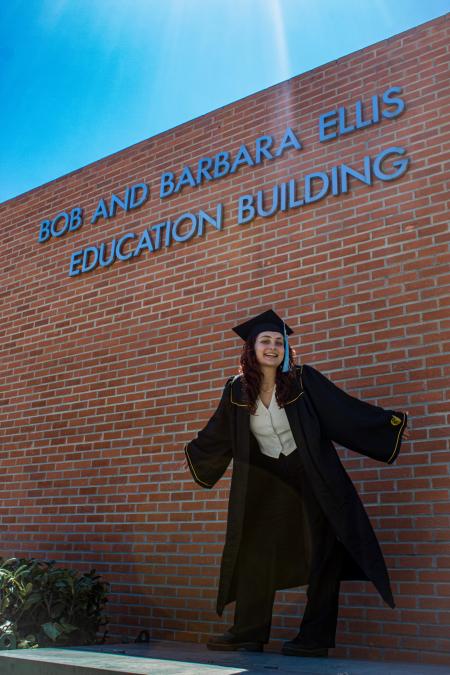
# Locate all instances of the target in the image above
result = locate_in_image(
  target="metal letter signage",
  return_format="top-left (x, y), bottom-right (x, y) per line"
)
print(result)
top-left (34, 86), bottom-right (409, 277)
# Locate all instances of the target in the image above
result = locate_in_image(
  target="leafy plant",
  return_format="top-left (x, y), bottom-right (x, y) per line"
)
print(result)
top-left (0, 557), bottom-right (109, 649)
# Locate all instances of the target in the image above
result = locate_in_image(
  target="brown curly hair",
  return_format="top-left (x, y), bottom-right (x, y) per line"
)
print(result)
top-left (239, 334), bottom-right (298, 414)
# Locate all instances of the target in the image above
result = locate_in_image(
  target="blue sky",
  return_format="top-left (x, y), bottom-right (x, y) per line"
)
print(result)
top-left (0, 0), bottom-right (448, 204)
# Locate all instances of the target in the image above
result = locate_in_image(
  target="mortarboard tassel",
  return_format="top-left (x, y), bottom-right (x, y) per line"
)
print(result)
top-left (282, 322), bottom-right (289, 373)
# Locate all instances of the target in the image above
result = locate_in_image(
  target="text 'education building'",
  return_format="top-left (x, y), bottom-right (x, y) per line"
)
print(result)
top-left (0, 14), bottom-right (448, 665)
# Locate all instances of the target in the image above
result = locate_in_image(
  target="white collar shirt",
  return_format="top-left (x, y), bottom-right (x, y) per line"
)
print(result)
top-left (249, 388), bottom-right (297, 458)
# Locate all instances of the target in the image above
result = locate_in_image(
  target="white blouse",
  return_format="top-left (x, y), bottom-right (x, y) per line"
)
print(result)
top-left (249, 388), bottom-right (297, 458)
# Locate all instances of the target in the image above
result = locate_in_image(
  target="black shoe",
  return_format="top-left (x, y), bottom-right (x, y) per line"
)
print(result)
top-left (206, 631), bottom-right (264, 652)
top-left (282, 640), bottom-right (328, 657)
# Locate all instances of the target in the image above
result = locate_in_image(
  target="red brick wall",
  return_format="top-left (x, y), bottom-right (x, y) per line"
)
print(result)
top-left (0, 14), bottom-right (449, 665)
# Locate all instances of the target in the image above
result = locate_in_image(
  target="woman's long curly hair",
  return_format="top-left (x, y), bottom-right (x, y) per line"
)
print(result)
top-left (239, 334), bottom-right (298, 414)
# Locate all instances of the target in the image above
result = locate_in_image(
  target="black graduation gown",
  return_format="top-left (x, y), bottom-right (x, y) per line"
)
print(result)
top-left (185, 364), bottom-right (407, 616)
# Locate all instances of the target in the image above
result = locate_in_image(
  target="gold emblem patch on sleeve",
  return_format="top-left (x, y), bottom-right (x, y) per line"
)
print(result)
top-left (390, 415), bottom-right (402, 426)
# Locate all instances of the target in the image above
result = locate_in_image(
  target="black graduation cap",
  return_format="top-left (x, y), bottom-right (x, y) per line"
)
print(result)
top-left (232, 309), bottom-right (293, 372)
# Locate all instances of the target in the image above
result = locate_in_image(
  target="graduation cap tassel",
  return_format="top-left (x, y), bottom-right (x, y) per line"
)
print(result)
top-left (282, 322), bottom-right (290, 373)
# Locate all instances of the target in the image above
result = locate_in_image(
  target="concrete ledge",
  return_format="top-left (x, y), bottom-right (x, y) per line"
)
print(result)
top-left (0, 640), bottom-right (449, 675)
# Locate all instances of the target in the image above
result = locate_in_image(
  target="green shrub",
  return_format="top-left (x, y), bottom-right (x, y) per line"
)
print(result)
top-left (0, 557), bottom-right (109, 649)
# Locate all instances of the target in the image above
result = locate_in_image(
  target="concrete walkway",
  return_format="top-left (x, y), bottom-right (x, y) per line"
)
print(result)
top-left (0, 640), bottom-right (448, 675)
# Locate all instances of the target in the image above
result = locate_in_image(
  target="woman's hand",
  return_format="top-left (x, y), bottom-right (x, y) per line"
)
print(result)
top-left (403, 411), bottom-right (410, 440)
top-left (178, 455), bottom-right (189, 472)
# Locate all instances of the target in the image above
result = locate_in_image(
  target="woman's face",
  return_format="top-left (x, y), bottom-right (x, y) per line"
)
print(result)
top-left (254, 331), bottom-right (285, 369)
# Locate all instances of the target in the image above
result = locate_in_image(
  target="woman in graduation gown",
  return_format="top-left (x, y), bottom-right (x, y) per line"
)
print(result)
top-left (184, 310), bottom-right (409, 657)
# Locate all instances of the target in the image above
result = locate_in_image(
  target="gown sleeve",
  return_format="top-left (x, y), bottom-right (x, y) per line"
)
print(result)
top-left (302, 364), bottom-right (407, 464)
top-left (184, 378), bottom-right (234, 489)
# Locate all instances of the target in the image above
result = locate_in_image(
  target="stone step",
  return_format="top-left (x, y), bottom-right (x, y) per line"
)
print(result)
top-left (0, 641), bottom-right (449, 675)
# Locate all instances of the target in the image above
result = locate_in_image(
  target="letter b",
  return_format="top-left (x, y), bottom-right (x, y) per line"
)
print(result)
top-left (69, 207), bottom-right (84, 232)
top-left (38, 220), bottom-right (51, 243)
top-left (160, 172), bottom-right (175, 198)
top-left (238, 195), bottom-right (255, 225)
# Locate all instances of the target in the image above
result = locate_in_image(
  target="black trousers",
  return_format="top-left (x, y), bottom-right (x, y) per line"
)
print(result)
top-left (230, 447), bottom-right (344, 646)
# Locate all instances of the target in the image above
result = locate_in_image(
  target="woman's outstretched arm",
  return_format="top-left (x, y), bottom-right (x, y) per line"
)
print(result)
top-left (302, 364), bottom-right (409, 464)
top-left (184, 378), bottom-right (234, 488)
